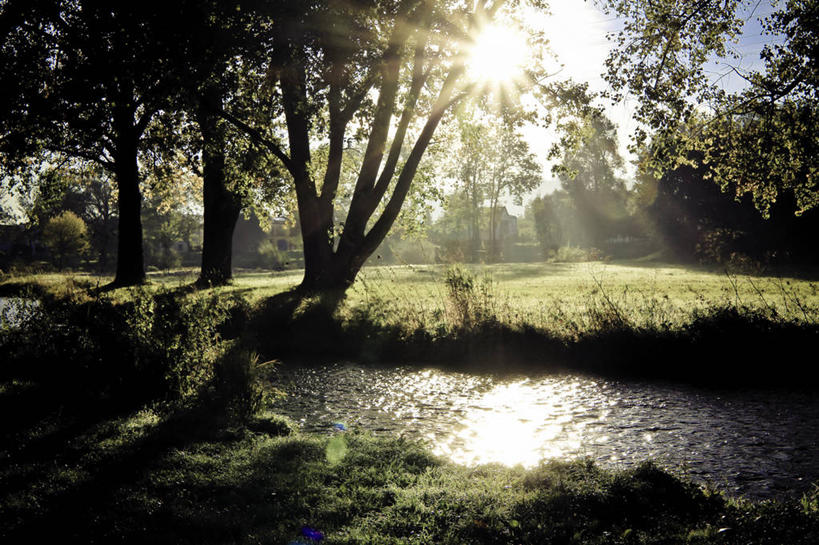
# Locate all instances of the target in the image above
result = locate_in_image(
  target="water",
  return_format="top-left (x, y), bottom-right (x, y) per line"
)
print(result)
top-left (272, 362), bottom-right (819, 499)
top-left (0, 297), bottom-right (37, 327)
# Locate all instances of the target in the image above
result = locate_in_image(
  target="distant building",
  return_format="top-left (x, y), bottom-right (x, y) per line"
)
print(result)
top-left (485, 206), bottom-right (518, 242)
top-left (232, 212), bottom-right (302, 268)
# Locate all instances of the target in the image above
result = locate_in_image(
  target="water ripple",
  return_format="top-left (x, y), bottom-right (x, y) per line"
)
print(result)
top-left (272, 362), bottom-right (819, 499)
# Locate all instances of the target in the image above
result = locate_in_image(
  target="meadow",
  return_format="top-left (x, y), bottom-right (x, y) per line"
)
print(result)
top-left (5, 260), bottom-right (818, 334)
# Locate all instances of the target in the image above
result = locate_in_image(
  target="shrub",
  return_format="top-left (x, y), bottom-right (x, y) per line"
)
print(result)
top-left (210, 348), bottom-right (280, 422)
top-left (696, 228), bottom-right (745, 265)
top-left (444, 266), bottom-right (497, 329)
top-left (0, 288), bottom-right (241, 409)
top-left (42, 211), bottom-right (89, 269)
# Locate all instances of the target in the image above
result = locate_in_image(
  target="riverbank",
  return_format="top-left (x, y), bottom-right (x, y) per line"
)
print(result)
top-left (2, 399), bottom-right (818, 544)
top-left (3, 263), bottom-right (817, 386)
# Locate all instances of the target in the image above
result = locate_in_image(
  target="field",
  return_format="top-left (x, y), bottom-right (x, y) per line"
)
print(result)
top-left (4, 261), bottom-right (818, 337)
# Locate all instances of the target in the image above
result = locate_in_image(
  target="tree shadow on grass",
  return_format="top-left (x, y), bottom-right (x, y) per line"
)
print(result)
top-left (0, 398), bottom-right (272, 543)
top-left (243, 288), bottom-right (348, 360)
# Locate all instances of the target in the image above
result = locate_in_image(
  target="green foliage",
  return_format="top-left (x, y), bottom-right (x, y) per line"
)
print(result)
top-left (257, 239), bottom-right (286, 270)
top-left (553, 245), bottom-right (603, 263)
top-left (802, 484), bottom-right (819, 515)
top-left (41, 210), bottom-right (89, 269)
top-left (599, 0), bottom-right (819, 215)
top-left (0, 288), bottom-right (240, 407)
top-left (210, 348), bottom-right (280, 422)
top-left (444, 266), bottom-right (498, 329)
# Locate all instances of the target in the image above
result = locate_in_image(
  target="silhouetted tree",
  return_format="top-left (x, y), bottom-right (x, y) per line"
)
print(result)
top-left (600, 0), bottom-right (819, 215)
top-left (0, 1), bottom-right (186, 285)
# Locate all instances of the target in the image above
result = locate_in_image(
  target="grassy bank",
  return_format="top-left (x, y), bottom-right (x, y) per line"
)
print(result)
top-left (2, 400), bottom-right (818, 544)
top-left (3, 261), bottom-right (818, 386)
top-left (237, 263), bottom-right (819, 386)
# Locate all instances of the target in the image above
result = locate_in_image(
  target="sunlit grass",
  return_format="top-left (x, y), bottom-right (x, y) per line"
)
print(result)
top-left (345, 261), bottom-right (819, 336)
top-left (4, 261), bottom-right (818, 334)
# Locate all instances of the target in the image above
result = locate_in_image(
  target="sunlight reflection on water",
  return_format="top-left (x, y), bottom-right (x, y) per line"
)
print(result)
top-left (272, 362), bottom-right (819, 499)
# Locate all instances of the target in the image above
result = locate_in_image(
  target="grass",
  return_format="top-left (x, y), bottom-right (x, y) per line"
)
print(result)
top-left (4, 260), bottom-right (818, 386)
top-left (348, 261), bottom-right (819, 334)
top-left (4, 260), bottom-right (818, 325)
top-left (2, 399), bottom-right (818, 544)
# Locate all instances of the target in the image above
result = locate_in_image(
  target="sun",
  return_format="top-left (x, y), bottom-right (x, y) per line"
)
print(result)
top-left (466, 23), bottom-right (529, 85)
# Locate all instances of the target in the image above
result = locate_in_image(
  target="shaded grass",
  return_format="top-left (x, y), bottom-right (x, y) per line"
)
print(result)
top-left (2, 399), bottom-right (818, 544)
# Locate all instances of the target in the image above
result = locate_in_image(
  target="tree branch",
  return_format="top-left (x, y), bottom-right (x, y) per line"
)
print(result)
top-left (360, 67), bottom-right (464, 257)
top-left (217, 107), bottom-right (294, 174)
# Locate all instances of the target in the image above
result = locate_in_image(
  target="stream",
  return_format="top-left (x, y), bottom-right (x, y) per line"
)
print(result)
top-left (272, 362), bottom-right (819, 499)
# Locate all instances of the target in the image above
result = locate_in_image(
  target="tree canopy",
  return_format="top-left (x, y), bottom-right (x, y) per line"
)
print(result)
top-left (599, 0), bottom-right (819, 215)
top-left (210, 0), bottom-right (567, 290)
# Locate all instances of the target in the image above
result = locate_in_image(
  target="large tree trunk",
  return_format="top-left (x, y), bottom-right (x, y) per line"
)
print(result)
top-left (295, 170), bottom-right (338, 292)
top-left (198, 93), bottom-right (241, 286)
top-left (112, 128), bottom-right (146, 286)
top-left (198, 190), bottom-right (240, 285)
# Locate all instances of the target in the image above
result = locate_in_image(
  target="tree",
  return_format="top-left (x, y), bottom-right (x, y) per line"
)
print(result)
top-left (42, 210), bottom-right (88, 269)
top-left (216, 0), bottom-right (561, 291)
top-left (634, 143), bottom-right (819, 265)
top-left (529, 193), bottom-right (562, 255)
top-left (550, 113), bottom-right (629, 247)
top-left (598, 0), bottom-right (819, 215)
top-left (164, 0), bottom-right (289, 286)
top-left (1, 1), bottom-right (187, 286)
top-left (485, 122), bottom-right (541, 261)
top-left (448, 106), bottom-right (541, 261)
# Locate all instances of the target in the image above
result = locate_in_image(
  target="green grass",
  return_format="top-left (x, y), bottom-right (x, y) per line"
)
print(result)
top-left (2, 400), bottom-right (818, 544)
top-left (4, 261), bottom-right (818, 326)
top-left (350, 261), bottom-right (819, 333)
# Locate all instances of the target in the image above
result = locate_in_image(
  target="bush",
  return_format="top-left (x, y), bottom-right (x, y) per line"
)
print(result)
top-left (0, 288), bottom-right (241, 409)
top-left (42, 211), bottom-right (89, 269)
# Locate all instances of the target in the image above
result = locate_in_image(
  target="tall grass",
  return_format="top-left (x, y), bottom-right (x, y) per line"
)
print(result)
top-left (344, 264), bottom-right (818, 339)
